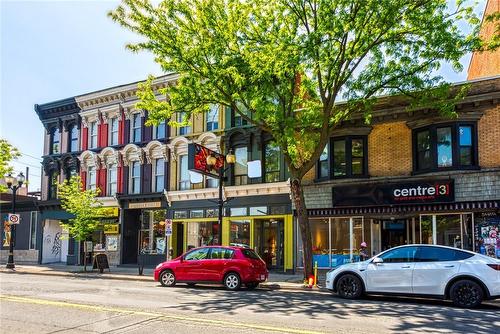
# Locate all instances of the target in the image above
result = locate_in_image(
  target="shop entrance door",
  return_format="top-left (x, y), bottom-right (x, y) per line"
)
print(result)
top-left (254, 219), bottom-right (284, 270)
top-left (381, 219), bottom-right (409, 251)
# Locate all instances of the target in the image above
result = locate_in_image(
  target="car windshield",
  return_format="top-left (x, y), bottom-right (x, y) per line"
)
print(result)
top-left (241, 249), bottom-right (261, 260)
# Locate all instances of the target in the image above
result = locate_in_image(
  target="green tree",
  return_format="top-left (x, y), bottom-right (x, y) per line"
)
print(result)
top-left (58, 176), bottom-right (103, 242)
top-left (0, 139), bottom-right (21, 193)
top-left (110, 0), bottom-right (497, 277)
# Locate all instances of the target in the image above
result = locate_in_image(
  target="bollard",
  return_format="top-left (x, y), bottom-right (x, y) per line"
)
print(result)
top-left (314, 261), bottom-right (318, 287)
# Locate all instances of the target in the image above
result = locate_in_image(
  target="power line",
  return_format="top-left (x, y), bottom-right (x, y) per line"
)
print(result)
top-left (13, 160), bottom-right (42, 169)
top-left (19, 152), bottom-right (42, 161)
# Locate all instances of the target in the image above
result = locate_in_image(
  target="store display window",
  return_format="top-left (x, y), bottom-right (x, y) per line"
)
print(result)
top-left (186, 221), bottom-right (220, 248)
top-left (139, 210), bottom-right (167, 254)
top-left (230, 220), bottom-right (250, 248)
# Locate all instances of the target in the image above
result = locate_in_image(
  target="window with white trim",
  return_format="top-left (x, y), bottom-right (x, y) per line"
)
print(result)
top-left (87, 166), bottom-right (96, 190)
top-left (206, 105), bottom-right (219, 131)
top-left (130, 161), bottom-right (141, 194)
top-left (131, 114), bottom-right (142, 143)
top-left (109, 118), bottom-right (119, 146)
top-left (89, 122), bottom-right (98, 149)
top-left (107, 163), bottom-right (117, 196)
top-left (153, 158), bottom-right (165, 192)
top-left (179, 155), bottom-right (190, 190)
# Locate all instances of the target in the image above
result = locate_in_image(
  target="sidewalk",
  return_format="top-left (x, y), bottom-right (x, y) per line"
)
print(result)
top-left (0, 263), bottom-right (325, 292)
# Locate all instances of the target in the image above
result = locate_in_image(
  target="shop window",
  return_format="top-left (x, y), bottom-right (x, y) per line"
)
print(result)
top-left (139, 210), bottom-right (167, 254)
top-left (230, 207), bottom-right (247, 216)
top-left (92, 229), bottom-right (106, 251)
top-left (234, 146), bottom-right (248, 185)
top-left (109, 117), bottom-right (119, 146)
top-left (173, 210), bottom-right (188, 219)
top-left (89, 121), bottom-right (98, 149)
top-left (206, 104), bottom-right (219, 131)
top-left (332, 136), bottom-right (367, 178)
top-left (178, 112), bottom-right (191, 135)
top-left (187, 222), bottom-right (220, 247)
top-left (153, 120), bottom-right (166, 140)
top-left (379, 246), bottom-right (418, 263)
top-left (413, 122), bottom-right (477, 173)
top-left (87, 167), bottom-right (96, 190)
top-left (184, 248), bottom-right (210, 260)
top-left (230, 220), bottom-right (250, 248)
top-left (178, 155), bottom-right (190, 190)
top-left (107, 164), bottom-right (117, 196)
top-left (130, 161), bottom-right (141, 194)
top-left (317, 144), bottom-right (329, 179)
top-left (69, 125), bottom-right (79, 152)
top-left (50, 127), bottom-right (60, 154)
top-left (190, 210), bottom-right (204, 218)
top-left (131, 113), bottom-right (142, 143)
top-left (153, 158), bottom-right (165, 192)
top-left (249, 206), bottom-right (267, 216)
top-left (264, 142), bottom-right (280, 183)
top-left (29, 211), bottom-right (37, 249)
top-left (206, 209), bottom-right (219, 218)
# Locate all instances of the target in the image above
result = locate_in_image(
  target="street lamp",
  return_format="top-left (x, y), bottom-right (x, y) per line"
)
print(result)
top-left (4, 172), bottom-right (25, 269)
top-left (206, 150), bottom-right (236, 245)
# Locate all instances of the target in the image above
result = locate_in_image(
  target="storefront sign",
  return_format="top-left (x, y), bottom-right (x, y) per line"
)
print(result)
top-left (188, 143), bottom-right (224, 179)
top-left (333, 180), bottom-right (455, 206)
top-left (103, 224), bottom-right (119, 234)
top-left (95, 207), bottom-right (119, 218)
top-left (129, 202), bottom-right (162, 209)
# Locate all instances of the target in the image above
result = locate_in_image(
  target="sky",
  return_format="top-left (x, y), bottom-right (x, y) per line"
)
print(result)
top-left (0, 0), bottom-right (488, 192)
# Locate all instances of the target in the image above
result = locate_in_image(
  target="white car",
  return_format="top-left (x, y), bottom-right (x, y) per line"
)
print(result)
top-left (325, 244), bottom-right (500, 308)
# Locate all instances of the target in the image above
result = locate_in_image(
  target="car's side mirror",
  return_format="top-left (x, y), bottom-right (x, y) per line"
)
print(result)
top-left (372, 257), bottom-right (384, 265)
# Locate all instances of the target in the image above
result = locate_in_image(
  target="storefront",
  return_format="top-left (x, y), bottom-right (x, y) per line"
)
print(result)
top-left (117, 193), bottom-right (169, 267)
top-left (169, 194), bottom-right (294, 272)
top-left (298, 179), bottom-right (500, 269)
top-left (88, 207), bottom-right (120, 266)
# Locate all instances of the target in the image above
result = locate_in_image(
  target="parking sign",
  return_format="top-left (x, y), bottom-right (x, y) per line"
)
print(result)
top-left (165, 219), bottom-right (173, 236)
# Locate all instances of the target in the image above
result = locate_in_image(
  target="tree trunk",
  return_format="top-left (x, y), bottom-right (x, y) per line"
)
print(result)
top-left (290, 176), bottom-right (313, 280)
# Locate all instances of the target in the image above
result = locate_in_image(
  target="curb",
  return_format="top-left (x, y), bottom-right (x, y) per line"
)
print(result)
top-left (1, 269), bottom-right (326, 292)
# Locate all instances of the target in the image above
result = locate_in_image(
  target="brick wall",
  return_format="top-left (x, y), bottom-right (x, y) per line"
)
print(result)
top-left (478, 104), bottom-right (500, 168)
top-left (467, 0), bottom-right (500, 80)
top-left (368, 121), bottom-right (412, 177)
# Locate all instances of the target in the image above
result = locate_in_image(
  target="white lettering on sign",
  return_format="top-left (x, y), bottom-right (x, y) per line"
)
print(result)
top-left (393, 183), bottom-right (450, 200)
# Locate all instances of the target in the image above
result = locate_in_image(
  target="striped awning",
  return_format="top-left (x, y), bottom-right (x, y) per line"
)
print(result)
top-left (307, 200), bottom-right (500, 217)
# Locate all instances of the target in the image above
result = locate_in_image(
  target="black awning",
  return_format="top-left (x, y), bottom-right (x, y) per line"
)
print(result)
top-left (307, 200), bottom-right (500, 217)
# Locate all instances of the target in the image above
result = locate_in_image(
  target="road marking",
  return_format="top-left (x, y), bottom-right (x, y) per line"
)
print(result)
top-left (0, 295), bottom-right (325, 334)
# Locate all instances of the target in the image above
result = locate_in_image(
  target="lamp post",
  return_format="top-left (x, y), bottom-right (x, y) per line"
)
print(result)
top-left (206, 150), bottom-right (235, 246)
top-left (4, 172), bottom-right (25, 269)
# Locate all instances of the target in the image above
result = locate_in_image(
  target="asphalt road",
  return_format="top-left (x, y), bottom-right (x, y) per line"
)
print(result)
top-left (1, 273), bottom-right (498, 334)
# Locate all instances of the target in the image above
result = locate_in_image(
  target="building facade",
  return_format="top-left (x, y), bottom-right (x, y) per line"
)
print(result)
top-left (35, 98), bottom-right (82, 264)
top-left (300, 76), bottom-right (500, 269)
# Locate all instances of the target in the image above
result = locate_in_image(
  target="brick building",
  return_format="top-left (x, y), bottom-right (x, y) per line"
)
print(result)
top-left (300, 76), bottom-right (500, 269)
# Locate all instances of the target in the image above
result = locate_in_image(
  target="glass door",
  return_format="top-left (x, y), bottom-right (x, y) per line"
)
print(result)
top-left (254, 218), bottom-right (284, 270)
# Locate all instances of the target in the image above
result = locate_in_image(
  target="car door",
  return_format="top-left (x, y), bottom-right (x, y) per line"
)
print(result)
top-left (365, 246), bottom-right (418, 293)
top-left (176, 248), bottom-right (210, 281)
top-left (412, 246), bottom-right (461, 295)
top-left (203, 247), bottom-right (226, 281)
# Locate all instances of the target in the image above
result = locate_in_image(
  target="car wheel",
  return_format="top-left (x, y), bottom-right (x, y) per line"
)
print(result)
top-left (224, 272), bottom-right (241, 291)
top-left (245, 282), bottom-right (259, 290)
top-left (159, 270), bottom-right (176, 287)
top-left (450, 279), bottom-right (484, 308)
top-left (336, 274), bottom-right (363, 299)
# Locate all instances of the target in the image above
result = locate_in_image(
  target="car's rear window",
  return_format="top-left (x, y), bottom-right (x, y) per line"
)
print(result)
top-left (241, 249), bottom-right (261, 260)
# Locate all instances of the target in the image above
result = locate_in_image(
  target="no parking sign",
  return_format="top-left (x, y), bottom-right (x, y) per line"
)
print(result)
top-left (8, 214), bottom-right (20, 225)
top-left (165, 219), bottom-right (173, 236)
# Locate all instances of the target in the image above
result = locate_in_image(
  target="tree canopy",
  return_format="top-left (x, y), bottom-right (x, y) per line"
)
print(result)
top-left (58, 176), bottom-right (104, 241)
top-left (0, 139), bottom-right (20, 193)
top-left (110, 0), bottom-right (496, 276)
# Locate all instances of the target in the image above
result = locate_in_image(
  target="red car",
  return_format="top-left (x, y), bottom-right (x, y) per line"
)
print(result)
top-left (154, 246), bottom-right (269, 290)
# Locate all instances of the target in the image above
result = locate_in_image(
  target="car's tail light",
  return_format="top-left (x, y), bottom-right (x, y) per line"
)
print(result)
top-left (487, 264), bottom-right (500, 271)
